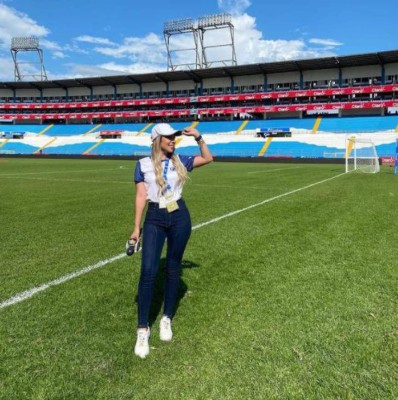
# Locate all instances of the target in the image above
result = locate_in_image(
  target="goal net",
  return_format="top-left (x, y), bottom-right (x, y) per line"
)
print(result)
top-left (345, 137), bottom-right (380, 174)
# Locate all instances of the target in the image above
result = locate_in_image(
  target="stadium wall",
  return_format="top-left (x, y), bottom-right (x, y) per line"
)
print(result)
top-left (1, 117), bottom-right (397, 159)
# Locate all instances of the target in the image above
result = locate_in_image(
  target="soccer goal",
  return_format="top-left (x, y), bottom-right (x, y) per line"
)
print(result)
top-left (345, 137), bottom-right (380, 174)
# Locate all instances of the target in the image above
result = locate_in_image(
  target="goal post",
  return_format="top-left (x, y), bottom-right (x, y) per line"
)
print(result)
top-left (345, 136), bottom-right (380, 174)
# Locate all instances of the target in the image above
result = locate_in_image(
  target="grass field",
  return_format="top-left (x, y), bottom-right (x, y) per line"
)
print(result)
top-left (0, 158), bottom-right (397, 400)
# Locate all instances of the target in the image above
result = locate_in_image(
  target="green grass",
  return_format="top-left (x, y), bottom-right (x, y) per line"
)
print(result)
top-left (0, 158), bottom-right (397, 399)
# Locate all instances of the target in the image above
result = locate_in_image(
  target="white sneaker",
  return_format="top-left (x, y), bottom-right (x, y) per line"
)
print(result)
top-left (134, 328), bottom-right (150, 358)
top-left (159, 316), bottom-right (173, 341)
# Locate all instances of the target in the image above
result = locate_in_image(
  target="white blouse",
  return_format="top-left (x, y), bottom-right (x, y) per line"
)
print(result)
top-left (134, 155), bottom-right (194, 203)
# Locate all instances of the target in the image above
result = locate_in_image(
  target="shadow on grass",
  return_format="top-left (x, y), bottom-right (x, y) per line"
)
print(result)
top-left (381, 169), bottom-right (397, 175)
top-left (134, 258), bottom-right (199, 327)
top-left (329, 167), bottom-right (346, 172)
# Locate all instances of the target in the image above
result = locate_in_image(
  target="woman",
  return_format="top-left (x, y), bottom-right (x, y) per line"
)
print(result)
top-left (131, 122), bottom-right (213, 359)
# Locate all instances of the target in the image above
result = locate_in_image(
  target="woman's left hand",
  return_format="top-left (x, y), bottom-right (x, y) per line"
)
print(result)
top-left (182, 127), bottom-right (200, 139)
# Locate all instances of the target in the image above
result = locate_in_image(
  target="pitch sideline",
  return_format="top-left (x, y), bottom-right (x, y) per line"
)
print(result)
top-left (0, 172), bottom-right (346, 310)
top-left (0, 166), bottom-right (132, 177)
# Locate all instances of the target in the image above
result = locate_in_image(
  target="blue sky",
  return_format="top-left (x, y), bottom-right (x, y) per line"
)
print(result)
top-left (0, 0), bottom-right (396, 80)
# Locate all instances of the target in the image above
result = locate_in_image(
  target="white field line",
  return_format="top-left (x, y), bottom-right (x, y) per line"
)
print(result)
top-left (0, 172), bottom-right (346, 310)
top-left (192, 173), bottom-right (345, 230)
top-left (0, 166), bottom-right (132, 177)
top-left (190, 183), bottom-right (285, 190)
top-left (0, 176), bottom-right (132, 185)
top-left (0, 176), bottom-right (296, 191)
top-left (0, 254), bottom-right (126, 310)
top-left (247, 167), bottom-right (301, 174)
top-left (0, 166), bottom-right (303, 189)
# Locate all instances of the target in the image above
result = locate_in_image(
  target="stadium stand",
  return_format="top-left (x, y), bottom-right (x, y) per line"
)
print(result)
top-left (0, 125), bottom-right (43, 133)
top-left (1, 50), bottom-right (398, 158)
top-left (1, 115), bottom-right (397, 158)
top-left (317, 115), bottom-right (398, 133)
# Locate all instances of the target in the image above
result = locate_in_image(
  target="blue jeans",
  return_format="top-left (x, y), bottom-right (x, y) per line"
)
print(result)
top-left (137, 199), bottom-right (192, 328)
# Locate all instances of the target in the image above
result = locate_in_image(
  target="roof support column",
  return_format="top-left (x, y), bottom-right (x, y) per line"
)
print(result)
top-left (263, 74), bottom-right (268, 91)
top-left (381, 64), bottom-right (385, 85)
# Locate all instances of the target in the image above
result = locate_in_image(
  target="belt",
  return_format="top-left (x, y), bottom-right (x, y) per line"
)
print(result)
top-left (148, 198), bottom-right (185, 209)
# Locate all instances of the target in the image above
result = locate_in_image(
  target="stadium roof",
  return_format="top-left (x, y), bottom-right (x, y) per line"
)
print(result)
top-left (1, 49), bottom-right (398, 90)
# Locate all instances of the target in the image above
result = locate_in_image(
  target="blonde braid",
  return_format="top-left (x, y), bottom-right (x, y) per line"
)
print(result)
top-left (171, 153), bottom-right (188, 187)
top-left (151, 138), bottom-right (167, 193)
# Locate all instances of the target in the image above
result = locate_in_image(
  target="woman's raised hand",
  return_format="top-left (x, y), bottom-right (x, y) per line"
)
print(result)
top-left (182, 127), bottom-right (200, 138)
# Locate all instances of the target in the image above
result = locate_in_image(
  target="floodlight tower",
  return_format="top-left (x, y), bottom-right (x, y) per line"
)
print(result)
top-left (11, 36), bottom-right (48, 81)
top-left (198, 13), bottom-right (237, 68)
top-left (164, 18), bottom-right (201, 71)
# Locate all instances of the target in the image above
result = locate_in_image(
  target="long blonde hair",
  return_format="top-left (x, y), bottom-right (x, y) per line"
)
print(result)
top-left (151, 137), bottom-right (188, 194)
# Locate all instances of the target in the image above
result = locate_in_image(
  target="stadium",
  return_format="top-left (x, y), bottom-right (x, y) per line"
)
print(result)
top-left (1, 6), bottom-right (397, 400)
top-left (1, 48), bottom-right (398, 160)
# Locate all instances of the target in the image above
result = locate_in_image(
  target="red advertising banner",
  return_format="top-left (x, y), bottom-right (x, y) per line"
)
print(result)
top-left (1, 85), bottom-right (397, 110)
top-left (0, 97), bottom-right (192, 109)
top-left (1, 100), bottom-right (397, 120)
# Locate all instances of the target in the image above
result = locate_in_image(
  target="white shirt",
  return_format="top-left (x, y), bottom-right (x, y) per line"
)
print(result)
top-left (134, 155), bottom-right (194, 203)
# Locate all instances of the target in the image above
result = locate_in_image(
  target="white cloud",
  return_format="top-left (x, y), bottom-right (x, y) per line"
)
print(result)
top-left (99, 61), bottom-right (165, 74)
top-left (230, 13), bottom-right (339, 64)
top-left (0, 2), bottom-right (345, 81)
top-left (51, 61), bottom-right (164, 79)
top-left (0, 55), bottom-right (44, 81)
top-left (0, 4), bottom-right (69, 78)
top-left (40, 39), bottom-right (62, 51)
top-left (75, 35), bottom-right (116, 46)
top-left (0, 57), bottom-right (15, 80)
top-left (52, 51), bottom-right (67, 59)
top-left (295, 27), bottom-right (309, 36)
top-left (63, 43), bottom-right (90, 55)
top-left (309, 38), bottom-right (343, 47)
top-left (57, 11), bottom-right (342, 78)
top-left (52, 63), bottom-right (123, 79)
top-left (0, 4), bottom-right (49, 50)
top-left (93, 33), bottom-right (165, 64)
top-left (217, 0), bottom-right (251, 15)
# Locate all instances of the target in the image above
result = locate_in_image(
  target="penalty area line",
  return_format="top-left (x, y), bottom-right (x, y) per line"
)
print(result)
top-left (0, 172), bottom-right (345, 311)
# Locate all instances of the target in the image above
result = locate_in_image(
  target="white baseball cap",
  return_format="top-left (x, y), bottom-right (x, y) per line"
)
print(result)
top-left (151, 123), bottom-right (182, 141)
